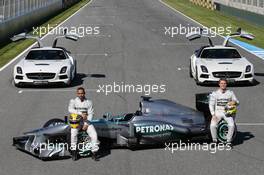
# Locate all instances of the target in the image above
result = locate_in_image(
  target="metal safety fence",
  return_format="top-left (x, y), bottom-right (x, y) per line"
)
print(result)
top-left (0, 0), bottom-right (61, 22)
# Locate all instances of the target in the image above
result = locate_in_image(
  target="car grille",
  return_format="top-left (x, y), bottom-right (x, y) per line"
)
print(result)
top-left (212, 72), bottom-right (241, 78)
top-left (26, 73), bottom-right (56, 80)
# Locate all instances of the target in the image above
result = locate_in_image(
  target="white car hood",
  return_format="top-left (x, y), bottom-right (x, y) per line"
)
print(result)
top-left (199, 57), bottom-right (250, 72)
top-left (18, 59), bottom-right (70, 73)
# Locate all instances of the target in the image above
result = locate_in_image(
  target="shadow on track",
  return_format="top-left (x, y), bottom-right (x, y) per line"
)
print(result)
top-left (197, 79), bottom-right (260, 87)
top-left (255, 73), bottom-right (264, 77)
top-left (233, 131), bottom-right (255, 146)
top-left (71, 73), bottom-right (106, 87)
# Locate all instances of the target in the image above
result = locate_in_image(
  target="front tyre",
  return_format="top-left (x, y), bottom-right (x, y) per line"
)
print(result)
top-left (248, 79), bottom-right (255, 86)
top-left (13, 81), bottom-right (23, 88)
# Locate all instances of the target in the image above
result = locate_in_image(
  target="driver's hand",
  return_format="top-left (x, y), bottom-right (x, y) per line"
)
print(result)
top-left (228, 101), bottom-right (236, 106)
top-left (82, 113), bottom-right (88, 120)
top-left (211, 115), bottom-right (220, 123)
top-left (82, 124), bottom-right (88, 130)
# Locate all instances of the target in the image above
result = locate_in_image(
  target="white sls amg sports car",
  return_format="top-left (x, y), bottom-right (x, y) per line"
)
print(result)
top-left (186, 28), bottom-right (255, 85)
top-left (12, 32), bottom-right (79, 87)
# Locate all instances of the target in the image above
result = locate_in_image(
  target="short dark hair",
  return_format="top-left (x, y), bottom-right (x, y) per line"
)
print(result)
top-left (218, 78), bottom-right (227, 84)
top-left (77, 87), bottom-right (85, 93)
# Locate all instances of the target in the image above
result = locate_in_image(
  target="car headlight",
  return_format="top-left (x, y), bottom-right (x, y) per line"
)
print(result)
top-left (245, 65), bottom-right (251, 72)
top-left (60, 66), bottom-right (67, 74)
top-left (16, 67), bottom-right (23, 74)
top-left (200, 65), bottom-right (208, 73)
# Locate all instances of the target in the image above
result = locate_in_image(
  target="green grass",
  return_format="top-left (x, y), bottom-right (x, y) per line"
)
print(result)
top-left (163, 0), bottom-right (264, 48)
top-left (0, 0), bottom-right (90, 68)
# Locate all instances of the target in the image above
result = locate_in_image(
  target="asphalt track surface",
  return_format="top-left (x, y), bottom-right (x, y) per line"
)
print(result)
top-left (0, 0), bottom-right (264, 174)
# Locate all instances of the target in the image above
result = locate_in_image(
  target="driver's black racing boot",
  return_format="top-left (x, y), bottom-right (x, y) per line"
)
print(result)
top-left (72, 150), bottom-right (78, 161)
top-left (91, 152), bottom-right (99, 161)
top-left (210, 139), bottom-right (218, 149)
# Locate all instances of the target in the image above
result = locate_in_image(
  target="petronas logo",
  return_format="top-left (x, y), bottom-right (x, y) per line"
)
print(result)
top-left (135, 124), bottom-right (174, 134)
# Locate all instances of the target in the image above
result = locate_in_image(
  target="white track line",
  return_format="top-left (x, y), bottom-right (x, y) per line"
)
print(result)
top-left (158, 0), bottom-right (263, 60)
top-left (0, 0), bottom-right (94, 72)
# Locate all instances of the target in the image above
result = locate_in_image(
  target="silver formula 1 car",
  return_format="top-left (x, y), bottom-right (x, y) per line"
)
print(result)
top-left (13, 96), bottom-right (236, 160)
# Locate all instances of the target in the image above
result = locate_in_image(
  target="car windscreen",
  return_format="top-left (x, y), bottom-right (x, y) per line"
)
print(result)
top-left (25, 50), bottom-right (66, 60)
top-left (200, 49), bottom-right (241, 59)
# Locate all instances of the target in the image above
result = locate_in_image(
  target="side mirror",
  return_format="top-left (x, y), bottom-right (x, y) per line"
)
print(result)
top-left (65, 49), bottom-right (71, 54)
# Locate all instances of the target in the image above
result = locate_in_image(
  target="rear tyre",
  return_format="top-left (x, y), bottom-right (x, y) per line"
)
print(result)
top-left (217, 120), bottom-right (237, 143)
top-left (43, 118), bottom-right (65, 128)
top-left (195, 68), bottom-right (202, 85)
top-left (14, 81), bottom-right (23, 88)
top-left (127, 137), bottom-right (138, 150)
top-left (248, 79), bottom-right (255, 86)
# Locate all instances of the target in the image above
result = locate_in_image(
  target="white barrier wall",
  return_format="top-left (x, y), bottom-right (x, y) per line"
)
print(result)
top-left (214, 0), bottom-right (264, 15)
